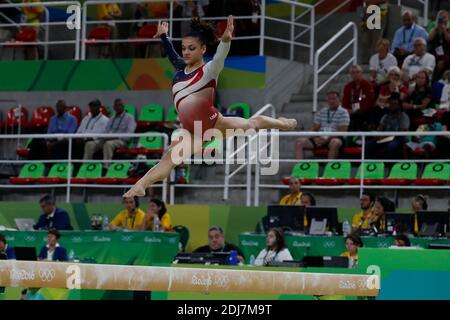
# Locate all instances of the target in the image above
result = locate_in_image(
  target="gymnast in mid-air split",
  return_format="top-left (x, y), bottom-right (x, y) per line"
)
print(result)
top-left (124, 15), bottom-right (297, 198)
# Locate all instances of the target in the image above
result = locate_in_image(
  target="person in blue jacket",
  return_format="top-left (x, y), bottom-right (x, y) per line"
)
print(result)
top-left (38, 229), bottom-right (68, 261)
top-left (0, 233), bottom-right (16, 259)
top-left (33, 195), bottom-right (73, 231)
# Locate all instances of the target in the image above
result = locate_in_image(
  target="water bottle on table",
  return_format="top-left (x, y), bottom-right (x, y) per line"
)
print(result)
top-left (342, 219), bottom-right (351, 237)
top-left (153, 216), bottom-right (160, 232)
top-left (228, 250), bottom-right (238, 266)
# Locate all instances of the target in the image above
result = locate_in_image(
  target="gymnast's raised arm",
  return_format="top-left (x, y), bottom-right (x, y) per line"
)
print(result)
top-left (154, 20), bottom-right (185, 70)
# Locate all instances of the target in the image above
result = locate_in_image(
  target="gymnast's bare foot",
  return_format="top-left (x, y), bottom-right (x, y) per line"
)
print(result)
top-left (123, 182), bottom-right (146, 198)
top-left (278, 117), bottom-right (297, 131)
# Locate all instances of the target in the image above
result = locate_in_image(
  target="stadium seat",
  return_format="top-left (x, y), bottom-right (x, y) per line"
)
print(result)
top-left (124, 162), bottom-right (156, 185)
top-left (95, 162), bottom-right (132, 184)
top-left (315, 161), bottom-right (351, 185)
top-left (414, 162), bottom-right (450, 186)
top-left (6, 106), bottom-right (28, 129)
top-left (165, 106), bottom-right (178, 123)
top-left (66, 106), bottom-right (82, 125)
top-left (5, 27), bottom-right (37, 60)
top-left (348, 162), bottom-right (385, 185)
top-left (313, 146), bottom-right (362, 158)
top-left (117, 133), bottom-right (164, 156)
top-left (216, 20), bottom-right (236, 38)
top-left (137, 104), bottom-right (164, 128)
top-left (71, 163), bottom-right (102, 184)
top-left (16, 138), bottom-right (32, 157)
top-left (129, 24), bottom-right (158, 57)
top-left (28, 106), bottom-right (54, 131)
top-left (282, 162), bottom-right (319, 185)
top-left (202, 138), bottom-right (223, 155)
top-left (381, 162), bottom-right (418, 185)
top-left (227, 102), bottom-right (251, 119)
top-left (9, 163), bottom-right (45, 184)
top-left (38, 163), bottom-right (73, 184)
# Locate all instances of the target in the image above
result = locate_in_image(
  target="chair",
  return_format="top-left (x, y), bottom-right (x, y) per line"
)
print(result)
top-left (202, 138), bottom-right (223, 155)
top-left (216, 20), bottom-right (236, 38)
top-left (173, 225), bottom-right (190, 252)
top-left (6, 106), bottom-right (28, 129)
top-left (137, 104), bottom-right (164, 128)
top-left (130, 24), bottom-right (158, 57)
top-left (414, 162), bottom-right (449, 186)
top-left (16, 138), bottom-right (33, 157)
top-left (381, 162), bottom-right (418, 185)
top-left (282, 162), bottom-right (319, 185)
top-left (124, 161), bottom-right (157, 185)
top-left (38, 163), bottom-right (73, 184)
top-left (28, 106), bottom-right (54, 131)
top-left (66, 106), bottom-right (82, 126)
top-left (349, 162), bottom-right (385, 185)
top-left (165, 106), bottom-right (178, 124)
top-left (6, 27), bottom-right (37, 60)
top-left (117, 133), bottom-right (164, 156)
top-left (86, 26), bottom-right (112, 58)
top-left (71, 163), bottom-right (103, 184)
top-left (227, 102), bottom-right (251, 119)
top-left (95, 162), bottom-right (132, 184)
top-left (9, 163), bottom-right (45, 184)
top-left (315, 161), bottom-right (351, 185)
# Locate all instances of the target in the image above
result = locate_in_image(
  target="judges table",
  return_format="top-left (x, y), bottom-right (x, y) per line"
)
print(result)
top-left (239, 233), bottom-right (450, 262)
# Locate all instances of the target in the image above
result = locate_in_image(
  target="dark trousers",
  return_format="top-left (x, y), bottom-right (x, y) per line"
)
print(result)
top-left (365, 137), bottom-right (407, 159)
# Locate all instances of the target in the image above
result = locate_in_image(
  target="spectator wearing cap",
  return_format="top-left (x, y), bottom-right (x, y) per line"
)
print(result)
top-left (428, 10), bottom-right (450, 82)
top-left (369, 39), bottom-right (398, 86)
top-left (194, 226), bottom-right (245, 263)
top-left (403, 109), bottom-right (441, 159)
top-left (38, 229), bottom-right (68, 261)
top-left (34, 194), bottom-right (73, 231)
top-left (296, 90), bottom-right (349, 159)
top-left (391, 10), bottom-right (429, 66)
top-left (402, 38), bottom-right (436, 82)
top-left (74, 99), bottom-right (109, 159)
top-left (0, 233), bottom-right (16, 259)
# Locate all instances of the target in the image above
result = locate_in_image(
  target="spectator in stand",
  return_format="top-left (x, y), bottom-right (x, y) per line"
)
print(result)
top-left (107, 196), bottom-right (145, 231)
top-left (369, 39), bottom-right (398, 87)
top-left (411, 194), bottom-right (428, 235)
top-left (21, 0), bottom-right (44, 60)
top-left (254, 228), bottom-right (293, 266)
top-left (402, 38), bottom-right (436, 82)
top-left (73, 99), bottom-right (109, 160)
top-left (342, 65), bottom-right (375, 131)
top-left (194, 226), bottom-right (245, 263)
top-left (394, 234), bottom-right (411, 247)
top-left (341, 234), bottom-right (363, 268)
top-left (0, 233), bottom-right (16, 259)
top-left (373, 66), bottom-right (409, 128)
top-left (351, 192), bottom-right (375, 234)
top-left (361, 0), bottom-right (389, 64)
top-left (403, 109), bottom-right (442, 159)
top-left (83, 98), bottom-right (136, 172)
top-left (34, 194), bottom-right (73, 231)
top-left (403, 71), bottom-right (434, 130)
top-left (176, 1), bottom-right (209, 36)
top-left (365, 93), bottom-right (410, 159)
top-left (428, 10), bottom-right (450, 83)
top-left (140, 198), bottom-right (173, 232)
top-left (300, 192), bottom-right (316, 207)
top-left (437, 109), bottom-right (450, 158)
top-left (296, 91), bottom-right (350, 159)
top-left (38, 229), bottom-right (68, 261)
top-left (391, 10), bottom-right (429, 66)
top-left (434, 70), bottom-right (450, 102)
top-left (28, 100), bottom-right (78, 160)
top-left (96, 1), bottom-right (122, 58)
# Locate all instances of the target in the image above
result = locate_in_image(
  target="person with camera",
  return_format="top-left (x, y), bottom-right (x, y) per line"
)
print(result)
top-left (428, 10), bottom-right (450, 82)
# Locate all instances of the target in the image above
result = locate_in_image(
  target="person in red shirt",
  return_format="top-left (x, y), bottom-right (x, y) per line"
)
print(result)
top-left (342, 65), bottom-right (376, 131)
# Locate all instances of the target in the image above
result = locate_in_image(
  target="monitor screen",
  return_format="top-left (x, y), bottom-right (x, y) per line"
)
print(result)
top-left (267, 205), bottom-right (305, 232)
top-left (416, 211), bottom-right (449, 237)
top-left (13, 247), bottom-right (38, 261)
top-left (385, 213), bottom-right (415, 235)
top-left (305, 207), bottom-right (339, 234)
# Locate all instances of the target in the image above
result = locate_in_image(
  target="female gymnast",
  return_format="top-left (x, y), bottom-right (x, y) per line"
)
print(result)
top-left (124, 15), bottom-right (297, 197)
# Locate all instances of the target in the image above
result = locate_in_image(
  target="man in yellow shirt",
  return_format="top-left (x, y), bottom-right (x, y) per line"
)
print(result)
top-left (351, 192), bottom-right (375, 233)
top-left (279, 177), bottom-right (308, 227)
top-left (97, 3), bottom-right (122, 21)
top-left (108, 197), bottom-right (145, 230)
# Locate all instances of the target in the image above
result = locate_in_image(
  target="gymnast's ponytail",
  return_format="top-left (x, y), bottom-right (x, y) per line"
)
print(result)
top-left (185, 17), bottom-right (217, 49)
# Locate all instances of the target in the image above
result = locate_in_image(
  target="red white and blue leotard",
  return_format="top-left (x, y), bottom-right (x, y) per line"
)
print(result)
top-left (160, 33), bottom-right (230, 135)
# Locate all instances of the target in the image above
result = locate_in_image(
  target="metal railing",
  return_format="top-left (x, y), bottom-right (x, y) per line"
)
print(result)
top-left (254, 130), bottom-right (450, 206)
top-left (0, 132), bottom-right (169, 202)
top-left (313, 22), bottom-right (358, 113)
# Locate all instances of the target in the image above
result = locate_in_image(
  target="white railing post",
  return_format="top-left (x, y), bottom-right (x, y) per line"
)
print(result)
top-left (66, 136), bottom-right (73, 203)
top-left (290, 3), bottom-right (295, 61)
top-left (44, 8), bottom-right (49, 60)
top-left (259, 0), bottom-right (266, 56)
top-left (424, 0), bottom-right (429, 27)
top-left (360, 135), bottom-right (365, 198)
top-left (81, 1), bottom-right (87, 60)
top-left (169, 0), bottom-right (173, 38)
top-left (246, 136), bottom-right (252, 207)
top-left (310, 5), bottom-right (315, 65)
top-left (353, 22), bottom-right (358, 65)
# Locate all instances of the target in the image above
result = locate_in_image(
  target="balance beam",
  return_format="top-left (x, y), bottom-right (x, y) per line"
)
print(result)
top-left (0, 260), bottom-right (379, 296)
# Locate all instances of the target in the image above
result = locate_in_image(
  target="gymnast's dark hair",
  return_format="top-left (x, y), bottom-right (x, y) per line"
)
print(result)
top-left (185, 17), bottom-right (217, 49)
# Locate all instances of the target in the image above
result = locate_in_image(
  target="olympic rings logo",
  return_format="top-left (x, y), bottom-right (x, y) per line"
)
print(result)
top-left (24, 236), bottom-right (36, 242)
top-left (322, 241), bottom-right (336, 248)
top-left (214, 275), bottom-right (230, 288)
top-left (39, 268), bottom-right (56, 282)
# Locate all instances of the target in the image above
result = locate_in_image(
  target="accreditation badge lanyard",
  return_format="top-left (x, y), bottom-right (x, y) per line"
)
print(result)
top-left (402, 24), bottom-right (416, 49)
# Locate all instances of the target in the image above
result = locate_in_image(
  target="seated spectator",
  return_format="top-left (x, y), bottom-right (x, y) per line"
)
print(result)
top-left (372, 196), bottom-right (395, 233)
top-left (341, 234), bottom-right (363, 268)
top-left (300, 192), bottom-right (316, 207)
top-left (360, 0), bottom-right (389, 64)
top-left (38, 229), bottom-right (68, 261)
top-left (428, 10), bottom-right (450, 82)
top-left (96, 2), bottom-right (122, 58)
top-left (28, 100), bottom-right (78, 160)
top-left (412, 194), bottom-right (428, 235)
top-left (194, 226), bottom-right (245, 263)
top-left (20, 0), bottom-right (44, 60)
top-left (402, 38), bottom-right (436, 82)
top-left (351, 192), bottom-right (375, 234)
top-left (176, 0), bottom-right (209, 36)
top-left (369, 39), bottom-right (398, 86)
top-left (434, 70), bottom-right (450, 103)
top-left (84, 98), bottom-right (136, 172)
top-left (0, 233), bottom-right (16, 259)
top-left (34, 195), bottom-right (73, 231)
top-left (279, 177), bottom-right (302, 205)
top-left (342, 65), bottom-right (375, 131)
top-left (436, 110), bottom-right (450, 158)
top-left (254, 228), bottom-right (293, 266)
top-left (73, 99), bottom-right (109, 160)
top-left (403, 71), bottom-right (435, 130)
top-left (403, 109), bottom-right (442, 158)
top-left (107, 196), bottom-right (145, 231)
top-left (296, 90), bottom-right (350, 159)
top-left (141, 198), bottom-right (173, 232)
top-left (365, 93), bottom-right (410, 159)
top-left (373, 66), bottom-right (409, 128)
top-left (394, 234), bottom-right (411, 247)
top-left (391, 10), bottom-right (429, 66)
